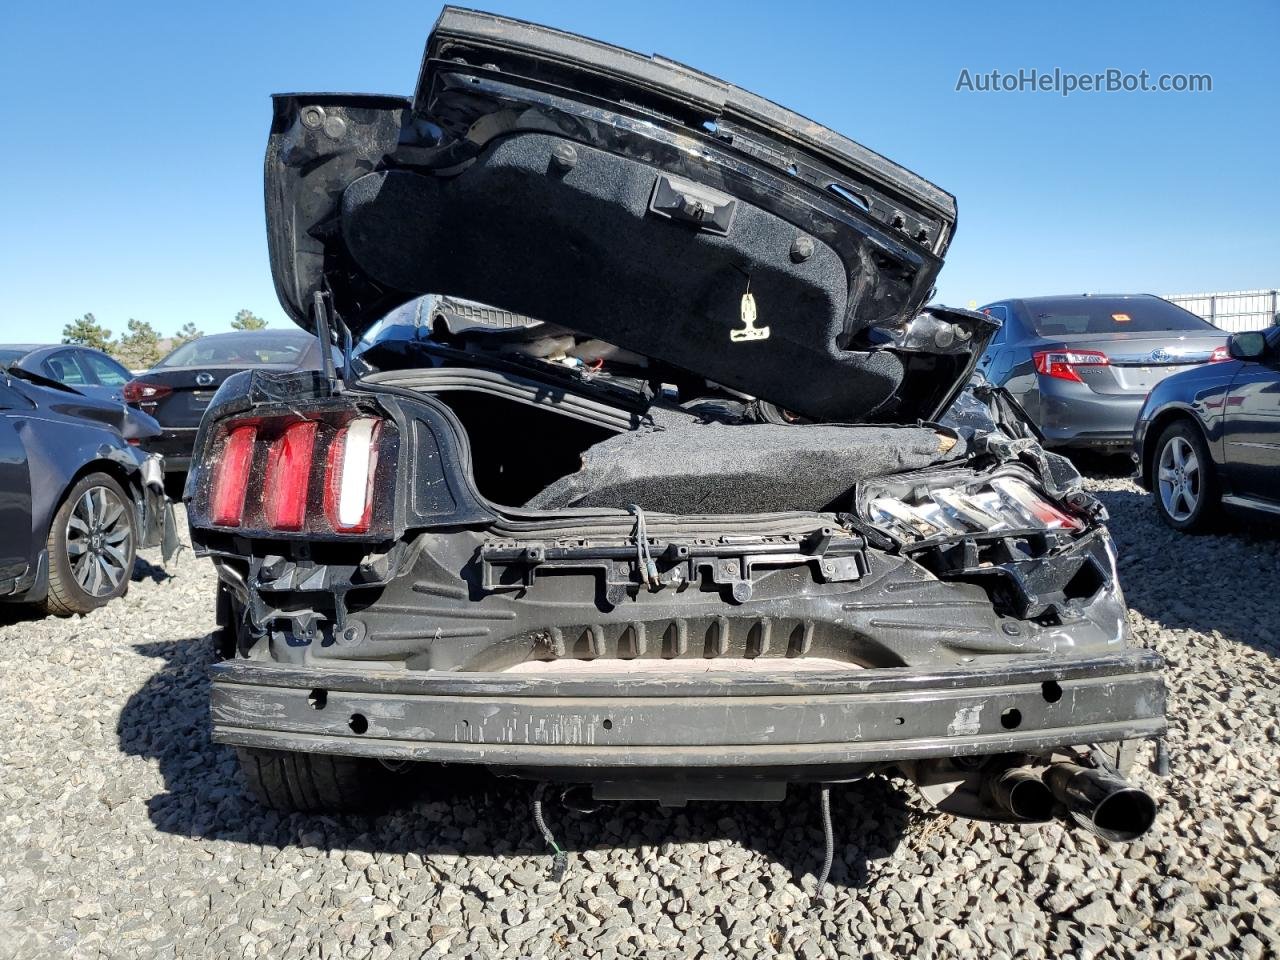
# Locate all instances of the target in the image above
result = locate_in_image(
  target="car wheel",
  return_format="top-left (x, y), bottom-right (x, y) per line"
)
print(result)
top-left (235, 747), bottom-right (395, 814)
top-left (1152, 421), bottom-right (1217, 532)
top-left (43, 472), bottom-right (137, 616)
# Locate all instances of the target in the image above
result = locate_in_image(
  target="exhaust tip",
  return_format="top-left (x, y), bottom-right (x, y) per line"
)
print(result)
top-left (1089, 787), bottom-right (1157, 843)
top-left (1044, 762), bottom-right (1159, 843)
top-left (991, 768), bottom-right (1055, 822)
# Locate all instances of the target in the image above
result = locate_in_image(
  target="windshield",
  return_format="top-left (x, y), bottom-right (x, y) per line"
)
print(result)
top-left (157, 334), bottom-right (310, 368)
top-left (1026, 297), bottom-right (1215, 336)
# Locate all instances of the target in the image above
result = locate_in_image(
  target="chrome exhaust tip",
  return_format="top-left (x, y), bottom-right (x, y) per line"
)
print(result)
top-left (1043, 762), bottom-right (1157, 842)
top-left (988, 767), bottom-right (1055, 822)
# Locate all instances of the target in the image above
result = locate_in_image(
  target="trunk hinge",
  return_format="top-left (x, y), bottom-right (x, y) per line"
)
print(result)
top-left (312, 287), bottom-right (356, 392)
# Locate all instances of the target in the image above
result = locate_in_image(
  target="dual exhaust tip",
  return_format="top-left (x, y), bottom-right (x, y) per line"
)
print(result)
top-left (989, 762), bottom-right (1157, 842)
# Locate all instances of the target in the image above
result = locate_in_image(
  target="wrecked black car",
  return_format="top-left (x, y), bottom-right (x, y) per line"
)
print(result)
top-left (192, 9), bottom-right (1165, 845)
top-left (1, 367), bottom-right (173, 615)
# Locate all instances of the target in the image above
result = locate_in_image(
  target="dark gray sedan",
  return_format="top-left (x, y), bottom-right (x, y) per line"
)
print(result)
top-left (1, 370), bottom-right (172, 615)
top-left (0, 344), bottom-right (135, 403)
top-left (976, 295), bottom-right (1227, 449)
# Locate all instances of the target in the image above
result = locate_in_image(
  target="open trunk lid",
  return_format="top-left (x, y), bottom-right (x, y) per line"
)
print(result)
top-left (265, 7), bottom-right (986, 422)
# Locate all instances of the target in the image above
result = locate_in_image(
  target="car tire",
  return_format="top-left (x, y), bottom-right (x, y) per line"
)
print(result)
top-left (43, 472), bottom-right (137, 616)
top-left (1151, 421), bottom-right (1218, 533)
top-left (236, 747), bottom-right (395, 814)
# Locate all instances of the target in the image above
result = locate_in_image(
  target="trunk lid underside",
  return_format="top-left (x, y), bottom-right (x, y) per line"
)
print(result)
top-left (265, 7), bottom-right (988, 423)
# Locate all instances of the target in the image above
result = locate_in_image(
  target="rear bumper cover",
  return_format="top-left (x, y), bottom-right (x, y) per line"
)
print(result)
top-left (1038, 380), bottom-right (1145, 448)
top-left (140, 426), bottom-right (197, 470)
top-left (211, 649), bottom-right (1165, 776)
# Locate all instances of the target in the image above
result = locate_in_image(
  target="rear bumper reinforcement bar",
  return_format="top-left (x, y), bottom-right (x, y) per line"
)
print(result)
top-left (210, 650), bottom-right (1165, 771)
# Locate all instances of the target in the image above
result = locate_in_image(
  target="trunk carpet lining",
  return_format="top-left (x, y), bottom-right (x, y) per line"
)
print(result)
top-left (526, 421), bottom-right (960, 515)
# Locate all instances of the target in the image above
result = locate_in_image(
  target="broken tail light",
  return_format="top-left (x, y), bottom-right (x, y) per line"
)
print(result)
top-left (210, 425), bottom-right (257, 526)
top-left (263, 421), bottom-right (318, 531)
top-left (1033, 349), bottom-right (1109, 383)
top-left (1209, 345), bottom-right (1230, 363)
top-left (867, 477), bottom-right (1083, 543)
top-left (196, 409), bottom-right (396, 538)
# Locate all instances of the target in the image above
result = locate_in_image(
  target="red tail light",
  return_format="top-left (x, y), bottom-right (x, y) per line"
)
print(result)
top-left (123, 380), bottom-right (174, 404)
top-left (196, 411), bottom-right (395, 537)
top-left (1209, 345), bottom-right (1230, 363)
top-left (210, 425), bottom-right (257, 526)
top-left (263, 421), bottom-right (318, 531)
top-left (1033, 349), bottom-right (1109, 383)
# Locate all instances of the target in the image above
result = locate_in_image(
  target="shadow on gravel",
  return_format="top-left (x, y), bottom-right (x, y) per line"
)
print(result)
top-left (118, 635), bottom-right (912, 890)
top-left (1066, 450), bottom-right (1134, 479)
top-left (131, 555), bottom-right (174, 584)
top-left (0, 558), bottom-right (173, 626)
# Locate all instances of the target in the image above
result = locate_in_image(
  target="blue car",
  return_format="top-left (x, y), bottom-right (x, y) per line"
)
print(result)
top-left (1134, 326), bottom-right (1280, 531)
top-left (1, 368), bottom-right (173, 614)
top-left (0, 343), bottom-right (135, 403)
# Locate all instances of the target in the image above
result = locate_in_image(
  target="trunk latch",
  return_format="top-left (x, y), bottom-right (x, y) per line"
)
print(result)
top-left (648, 174), bottom-right (737, 235)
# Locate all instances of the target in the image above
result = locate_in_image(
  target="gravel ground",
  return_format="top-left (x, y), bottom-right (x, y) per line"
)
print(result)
top-left (1, 474), bottom-right (1278, 960)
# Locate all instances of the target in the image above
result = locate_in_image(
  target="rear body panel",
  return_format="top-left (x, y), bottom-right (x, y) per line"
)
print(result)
top-left (139, 368), bottom-right (247, 429)
top-left (190, 367), bottom-right (1163, 799)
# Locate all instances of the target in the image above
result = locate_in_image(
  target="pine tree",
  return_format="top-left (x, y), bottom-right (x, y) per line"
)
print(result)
top-left (115, 318), bottom-right (163, 369)
top-left (231, 309), bottom-right (267, 331)
top-left (62, 313), bottom-right (113, 351)
top-left (173, 321), bottom-right (203, 345)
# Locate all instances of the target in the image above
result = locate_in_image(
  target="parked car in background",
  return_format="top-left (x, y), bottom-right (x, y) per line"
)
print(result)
top-left (0, 368), bottom-right (172, 614)
top-left (186, 9), bottom-right (1164, 852)
top-left (0, 344), bottom-right (135, 403)
top-left (977, 295), bottom-right (1228, 449)
top-left (1134, 327), bottom-right (1280, 531)
top-left (124, 329), bottom-right (327, 473)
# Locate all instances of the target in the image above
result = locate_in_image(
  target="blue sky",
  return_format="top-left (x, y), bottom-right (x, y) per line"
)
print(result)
top-left (1, 1), bottom-right (1276, 342)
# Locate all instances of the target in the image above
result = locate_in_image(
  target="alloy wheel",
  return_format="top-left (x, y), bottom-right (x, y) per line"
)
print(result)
top-left (65, 485), bottom-right (133, 597)
top-left (1157, 435), bottom-right (1201, 522)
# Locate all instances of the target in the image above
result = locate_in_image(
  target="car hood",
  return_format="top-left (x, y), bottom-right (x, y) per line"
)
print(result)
top-left (264, 7), bottom-right (992, 422)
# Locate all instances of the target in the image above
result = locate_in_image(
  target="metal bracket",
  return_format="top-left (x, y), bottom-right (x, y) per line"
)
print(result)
top-left (479, 534), bottom-right (867, 607)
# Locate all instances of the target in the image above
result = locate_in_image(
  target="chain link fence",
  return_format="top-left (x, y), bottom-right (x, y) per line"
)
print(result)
top-left (1164, 289), bottom-right (1279, 333)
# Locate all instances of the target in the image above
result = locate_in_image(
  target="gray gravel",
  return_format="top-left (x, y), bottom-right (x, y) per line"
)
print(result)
top-left (2, 481), bottom-right (1278, 960)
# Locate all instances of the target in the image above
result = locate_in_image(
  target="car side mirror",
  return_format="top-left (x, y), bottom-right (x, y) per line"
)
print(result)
top-left (1227, 331), bottom-right (1268, 361)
